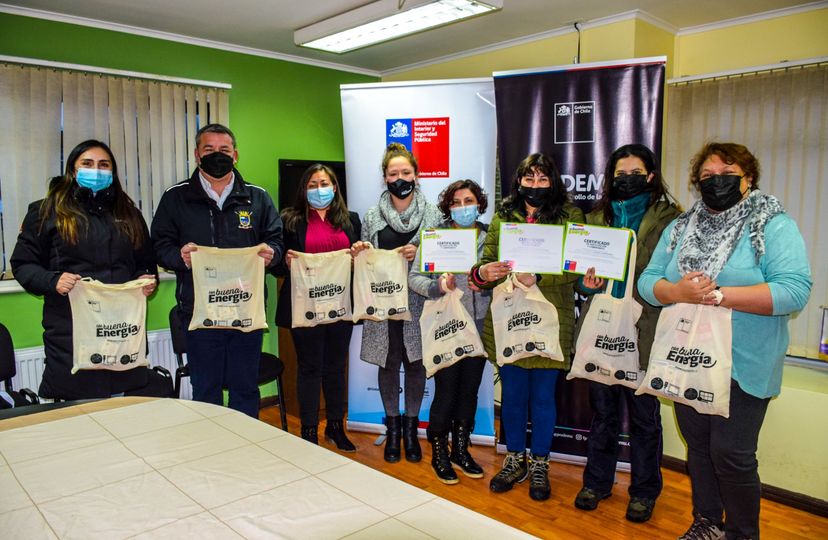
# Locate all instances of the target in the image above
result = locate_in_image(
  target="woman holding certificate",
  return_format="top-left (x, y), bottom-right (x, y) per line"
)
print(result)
top-left (638, 142), bottom-right (811, 540)
top-left (276, 163), bottom-right (361, 451)
top-left (358, 143), bottom-right (442, 463)
top-left (409, 179), bottom-right (491, 484)
top-left (573, 144), bottom-right (680, 522)
top-left (471, 153), bottom-right (584, 501)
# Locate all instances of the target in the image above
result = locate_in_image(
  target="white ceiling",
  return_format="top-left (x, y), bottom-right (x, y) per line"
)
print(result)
top-left (1, 0), bottom-right (817, 75)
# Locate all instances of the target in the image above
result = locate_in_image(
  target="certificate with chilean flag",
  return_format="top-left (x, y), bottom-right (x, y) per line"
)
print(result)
top-left (386, 117), bottom-right (450, 178)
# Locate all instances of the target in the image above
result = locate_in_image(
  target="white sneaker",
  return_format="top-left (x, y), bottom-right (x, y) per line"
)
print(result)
top-left (677, 516), bottom-right (725, 540)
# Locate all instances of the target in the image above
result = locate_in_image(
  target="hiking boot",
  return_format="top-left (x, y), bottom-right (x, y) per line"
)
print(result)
top-left (428, 432), bottom-right (459, 485)
top-left (324, 419), bottom-right (356, 453)
top-left (677, 515), bottom-right (725, 540)
top-left (450, 420), bottom-right (483, 478)
top-left (402, 416), bottom-right (422, 462)
top-left (300, 424), bottom-right (318, 445)
top-left (626, 497), bottom-right (656, 523)
top-left (574, 486), bottom-right (611, 510)
top-left (527, 454), bottom-right (551, 501)
top-left (384, 416), bottom-right (402, 463)
top-left (489, 451), bottom-right (528, 493)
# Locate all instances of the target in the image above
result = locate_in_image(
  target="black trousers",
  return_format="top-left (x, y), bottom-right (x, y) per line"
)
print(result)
top-left (291, 321), bottom-right (353, 426)
top-left (675, 380), bottom-right (770, 540)
top-left (583, 381), bottom-right (663, 500)
top-left (427, 356), bottom-right (486, 436)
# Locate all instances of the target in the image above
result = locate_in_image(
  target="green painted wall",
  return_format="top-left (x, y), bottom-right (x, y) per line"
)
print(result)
top-left (0, 13), bottom-right (376, 352)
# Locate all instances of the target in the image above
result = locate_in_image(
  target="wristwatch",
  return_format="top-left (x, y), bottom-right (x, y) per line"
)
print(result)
top-left (710, 286), bottom-right (724, 306)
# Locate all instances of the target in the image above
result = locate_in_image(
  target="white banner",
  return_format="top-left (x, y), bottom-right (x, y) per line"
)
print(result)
top-left (341, 78), bottom-right (498, 441)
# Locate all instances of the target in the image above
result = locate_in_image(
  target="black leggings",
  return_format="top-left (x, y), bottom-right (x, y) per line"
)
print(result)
top-left (427, 356), bottom-right (485, 435)
top-left (675, 380), bottom-right (770, 539)
top-left (378, 320), bottom-right (425, 418)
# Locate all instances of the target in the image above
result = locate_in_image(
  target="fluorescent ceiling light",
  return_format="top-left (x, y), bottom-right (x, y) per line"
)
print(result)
top-left (295, 0), bottom-right (503, 54)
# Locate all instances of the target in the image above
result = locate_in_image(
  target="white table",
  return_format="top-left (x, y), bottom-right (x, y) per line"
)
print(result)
top-left (0, 398), bottom-right (535, 539)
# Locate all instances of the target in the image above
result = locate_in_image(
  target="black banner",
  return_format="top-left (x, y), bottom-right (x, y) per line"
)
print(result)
top-left (493, 58), bottom-right (666, 460)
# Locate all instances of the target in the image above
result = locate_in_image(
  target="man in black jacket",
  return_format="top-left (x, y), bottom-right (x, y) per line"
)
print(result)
top-left (151, 124), bottom-right (283, 417)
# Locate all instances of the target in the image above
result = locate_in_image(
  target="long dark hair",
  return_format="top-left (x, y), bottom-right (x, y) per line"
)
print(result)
top-left (39, 139), bottom-right (146, 248)
top-left (593, 144), bottom-right (676, 225)
top-left (497, 153), bottom-right (570, 223)
top-left (281, 163), bottom-right (352, 233)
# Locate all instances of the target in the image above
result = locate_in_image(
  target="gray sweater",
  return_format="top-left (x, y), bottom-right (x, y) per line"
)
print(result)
top-left (358, 198), bottom-right (442, 367)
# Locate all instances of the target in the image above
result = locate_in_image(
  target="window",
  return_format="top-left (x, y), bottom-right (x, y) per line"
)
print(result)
top-left (663, 62), bottom-right (827, 360)
top-left (0, 59), bottom-right (230, 278)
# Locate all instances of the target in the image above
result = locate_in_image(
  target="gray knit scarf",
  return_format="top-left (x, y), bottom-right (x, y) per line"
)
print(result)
top-left (668, 190), bottom-right (784, 279)
top-left (362, 189), bottom-right (438, 247)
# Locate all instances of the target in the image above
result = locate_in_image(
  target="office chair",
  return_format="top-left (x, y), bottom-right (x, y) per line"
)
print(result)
top-left (168, 307), bottom-right (288, 431)
top-left (0, 322), bottom-right (40, 407)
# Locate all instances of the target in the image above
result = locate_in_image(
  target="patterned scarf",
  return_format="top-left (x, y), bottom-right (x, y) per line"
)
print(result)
top-left (377, 189), bottom-right (429, 234)
top-left (669, 190), bottom-right (784, 279)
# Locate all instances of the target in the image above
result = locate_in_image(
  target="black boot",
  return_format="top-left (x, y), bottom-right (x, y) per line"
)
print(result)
top-left (324, 419), bottom-right (356, 453)
top-left (402, 415), bottom-right (422, 463)
top-left (450, 420), bottom-right (484, 478)
top-left (528, 454), bottom-right (551, 501)
top-left (384, 416), bottom-right (402, 463)
top-left (428, 431), bottom-right (458, 484)
top-left (300, 424), bottom-right (318, 445)
top-left (489, 451), bottom-right (528, 493)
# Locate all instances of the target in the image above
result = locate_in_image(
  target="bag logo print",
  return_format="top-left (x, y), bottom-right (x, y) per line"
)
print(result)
top-left (434, 319), bottom-right (467, 340)
top-left (507, 310), bottom-right (541, 331)
top-left (236, 210), bottom-right (252, 229)
top-left (308, 283), bottom-right (344, 299)
top-left (665, 346), bottom-right (717, 368)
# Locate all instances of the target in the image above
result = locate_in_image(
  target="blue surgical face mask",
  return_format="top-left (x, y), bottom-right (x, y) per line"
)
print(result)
top-left (450, 205), bottom-right (479, 228)
top-left (76, 168), bottom-right (113, 193)
top-left (307, 186), bottom-right (335, 209)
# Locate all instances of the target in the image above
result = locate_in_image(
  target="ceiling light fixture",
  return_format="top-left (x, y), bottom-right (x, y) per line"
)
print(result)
top-left (295, 0), bottom-right (503, 54)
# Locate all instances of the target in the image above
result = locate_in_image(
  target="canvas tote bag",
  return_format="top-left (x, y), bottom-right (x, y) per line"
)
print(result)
top-left (290, 249), bottom-right (352, 328)
top-left (491, 274), bottom-right (564, 366)
top-left (420, 288), bottom-right (486, 377)
top-left (352, 247), bottom-right (411, 322)
top-left (189, 245), bottom-right (267, 332)
top-left (68, 277), bottom-right (155, 373)
top-left (636, 302), bottom-right (733, 417)
top-left (568, 233), bottom-right (644, 389)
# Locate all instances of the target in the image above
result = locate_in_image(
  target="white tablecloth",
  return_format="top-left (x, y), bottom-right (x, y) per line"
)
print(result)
top-left (0, 398), bottom-right (534, 539)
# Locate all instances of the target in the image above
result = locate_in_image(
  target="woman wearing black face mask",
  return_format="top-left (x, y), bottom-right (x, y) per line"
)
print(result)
top-left (572, 144), bottom-right (680, 523)
top-left (639, 142), bottom-right (812, 540)
top-left (470, 153), bottom-right (584, 502)
top-left (355, 142), bottom-right (442, 464)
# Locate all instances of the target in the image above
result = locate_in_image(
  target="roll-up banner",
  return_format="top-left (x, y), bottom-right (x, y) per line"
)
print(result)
top-left (340, 79), bottom-right (498, 444)
top-left (493, 57), bottom-right (666, 462)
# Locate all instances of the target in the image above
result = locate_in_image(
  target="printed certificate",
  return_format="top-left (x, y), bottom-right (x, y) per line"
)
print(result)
top-left (562, 222), bottom-right (632, 280)
top-left (498, 222), bottom-right (565, 274)
top-left (420, 228), bottom-right (478, 273)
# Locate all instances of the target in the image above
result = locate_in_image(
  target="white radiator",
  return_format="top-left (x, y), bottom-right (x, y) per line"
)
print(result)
top-left (11, 329), bottom-right (192, 400)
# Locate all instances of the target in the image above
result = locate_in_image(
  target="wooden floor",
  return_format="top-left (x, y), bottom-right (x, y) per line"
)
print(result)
top-left (259, 407), bottom-right (828, 539)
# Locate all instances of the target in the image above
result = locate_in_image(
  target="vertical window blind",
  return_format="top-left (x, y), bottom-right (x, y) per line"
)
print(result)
top-left (0, 60), bottom-right (230, 277)
top-left (663, 63), bottom-right (827, 360)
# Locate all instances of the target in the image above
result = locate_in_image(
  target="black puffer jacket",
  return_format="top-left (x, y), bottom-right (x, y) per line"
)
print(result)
top-left (10, 183), bottom-right (156, 399)
top-left (151, 169), bottom-right (284, 318)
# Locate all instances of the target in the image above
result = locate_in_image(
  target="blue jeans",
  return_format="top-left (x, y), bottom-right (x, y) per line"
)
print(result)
top-left (186, 328), bottom-right (263, 418)
top-left (582, 381), bottom-right (663, 499)
top-left (500, 364), bottom-right (559, 456)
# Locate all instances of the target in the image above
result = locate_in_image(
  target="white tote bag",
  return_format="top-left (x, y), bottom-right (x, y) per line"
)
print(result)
top-left (569, 234), bottom-right (644, 389)
top-left (491, 274), bottom-right (564, 366)
top-left (636, 302), bottom-right (733, 417)
top-left (189, 245), bottom-right (267, 332)
top-left (420, 288), bottom-right (486, 378)
top-left (352, 247), bottom-right (411, 322)
top-left (290, 249), bottom-right (352, 328)
top-left (68, 277), bottom-right (155, 374)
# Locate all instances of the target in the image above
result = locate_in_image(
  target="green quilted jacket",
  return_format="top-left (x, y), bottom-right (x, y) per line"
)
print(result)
top-left (472, 202), bottom-right (585, 370)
